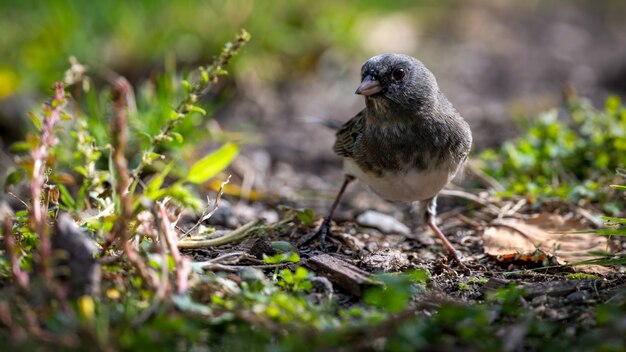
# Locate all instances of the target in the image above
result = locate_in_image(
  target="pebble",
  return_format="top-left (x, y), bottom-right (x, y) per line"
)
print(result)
top-left (362, 249), bottom-right (410, 272)
top-left (356, 210), bottom-right (411, 235)
top-left (531, 294), bottom-right (548, 306)
top-left (566, 290), bottom-right (589, 303)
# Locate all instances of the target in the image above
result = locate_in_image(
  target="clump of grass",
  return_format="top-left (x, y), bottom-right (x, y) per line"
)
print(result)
top-left (480, 96), bottom-right (626, 212)
top-left (0, 30), bottom-right (251, 349)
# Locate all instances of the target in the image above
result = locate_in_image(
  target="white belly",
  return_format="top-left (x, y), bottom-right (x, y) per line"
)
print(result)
top-left (344, 159), bottom-right (452, 202)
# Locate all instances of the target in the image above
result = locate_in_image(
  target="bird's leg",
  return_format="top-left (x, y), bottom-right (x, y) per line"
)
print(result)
top-left (423, 197), bottom-right (470, 273)
top-left (304, 175), bottom-right (354, 247)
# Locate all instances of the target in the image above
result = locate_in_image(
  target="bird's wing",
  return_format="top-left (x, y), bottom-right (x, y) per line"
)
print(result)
top-left (333, 110), bottom-right (364, 158)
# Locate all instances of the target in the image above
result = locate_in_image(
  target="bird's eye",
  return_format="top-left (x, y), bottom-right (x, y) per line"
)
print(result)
top-left (392, 68), bottom-right (406, 81)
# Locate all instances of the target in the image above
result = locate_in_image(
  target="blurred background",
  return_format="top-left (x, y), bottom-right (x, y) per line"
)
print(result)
top-left (2, 0), bottom-right (626, 215)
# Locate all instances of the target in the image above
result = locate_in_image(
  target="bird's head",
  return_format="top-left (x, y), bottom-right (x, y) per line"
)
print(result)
top-left (356, 54), bottom-right (439, 115)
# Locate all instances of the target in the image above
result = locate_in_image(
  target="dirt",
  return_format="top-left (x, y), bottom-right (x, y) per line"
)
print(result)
top-left (180, 189), bottom-right (626, 339)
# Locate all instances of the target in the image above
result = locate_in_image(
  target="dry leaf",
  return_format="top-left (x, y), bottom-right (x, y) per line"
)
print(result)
top-left (482, 213), bottom-right (611, 274)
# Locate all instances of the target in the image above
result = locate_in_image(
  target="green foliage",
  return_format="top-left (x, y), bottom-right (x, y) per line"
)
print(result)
top-left (277, 267), bottom-right (313, 292)
top-left (481, 96), bottom-right (626, 208)
top-left (566, 273), bottom-right (598, 280)
top-left (0, 30), bottom-right (253, 349)
top-left (186, 142), bottom-right (239, 184)
top-left (364, 269), bottom-right (429, 313)
top-left (262, 252), bottom-right (301, 264)
top-left (0, 0), bottom-right (427, 97)
top-left (296, 208), bottom-right (317, 227)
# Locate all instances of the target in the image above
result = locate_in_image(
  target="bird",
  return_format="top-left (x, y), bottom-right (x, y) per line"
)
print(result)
top-left (309, 53), bottom-right (472, 271)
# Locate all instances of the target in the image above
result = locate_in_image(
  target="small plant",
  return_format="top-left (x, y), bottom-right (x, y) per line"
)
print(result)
top-left (566, 273), bottom-right (599, 280)
top-left (468, 277), bottom-right (488, 285)
top-left (0, 30), bottom-right (251, 350)
top-left (458, 282), bottom-right (470, 291)
top-left (480, 96), bottom-right (626, 211)
top-left (277, 267), bottom-right (313, 292)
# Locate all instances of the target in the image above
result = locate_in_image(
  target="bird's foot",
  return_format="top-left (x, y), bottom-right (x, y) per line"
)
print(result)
top-left (447, 250), bottom-right (471, 275)
top-left (300, 218), bottom-right (334, 250)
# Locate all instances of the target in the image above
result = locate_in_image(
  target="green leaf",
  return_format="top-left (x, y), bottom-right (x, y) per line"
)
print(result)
top-left (172, 295), bottom-right (212, 316)
top-left (142, 152), bottom-right (163, 166)
top-left (572, 256), bottom-right (626, 266)
top-left (407, 268), bottom-right (430, 283)
top-left (294, 267), bottom-right (308, 280)
top-left (10, 141), bottom-right (33, 154)
top-left (601, 216), bottom-right (626, 225)
top-left (271, 241), bottom-right (298, 254)
top-left (144, 182), bottom-right (202, 211)
top-left (171, 132), bottom-right (184, 143)
top-left (181, 80), bottom-right (192, 92)
top-left (189, 106), bottom-right (206, 116)
top-left (263, 252), bottom-right (300, 264)
top-left (169, 110), bottom-right (184, 120)
top-left (296, 208), bottom-right (316, 227)
top-left (4, 169), bottom-right (24, 188)
top-left (145, 162), bottom-right (175, 198)
top-left (57, 184), bottom-right (76, 209)
top-left (74, 166), bottom-right (88, 177)
top-left (186, 143), bottom-right (238, 184)
top-left (136, 131), bottom-right (153, 142)
top-left (28, 112), bottom-right (41, 130)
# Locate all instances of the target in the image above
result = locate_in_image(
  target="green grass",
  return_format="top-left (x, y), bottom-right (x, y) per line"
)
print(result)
top-left (0, 0), bottom-right (438, 98)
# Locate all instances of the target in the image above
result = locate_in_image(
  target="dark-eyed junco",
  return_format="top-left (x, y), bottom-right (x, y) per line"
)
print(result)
top-left (311, 53), bottom-right (472, 270)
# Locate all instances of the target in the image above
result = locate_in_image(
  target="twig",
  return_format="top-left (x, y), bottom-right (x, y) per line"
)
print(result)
top-left (456, 213), bottom-right (483, 228)
top-left (157, 200), bottom-right (191, 295)
top-left (439, 189), bottom-right (501, 214)
top-left (29, 82), bottom-right (66, 282)
top-left (180, 175), bottom-right (231, 238)
top-left (195, 262), bottom-right (290, 272)
top-left (109, 78), bottom-right (159, 290)
top-left (178, 218), bottom-right (263, 249)
top-left (152, 205), bottom-right (171, 300)
top-left (576, 206), bottom-right (605, 228)
top-left (206, 251), bottom-right (247, 264)
top-left (465, 160), bottom-right (505, 192)
top-left (505, 198), bottom-right (527, 217)
top-left (7, 192), bottom-right (29, 209)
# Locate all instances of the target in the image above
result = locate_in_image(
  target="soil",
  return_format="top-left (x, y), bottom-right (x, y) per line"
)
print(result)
top-left (180, 190), bottom-right (626, 342)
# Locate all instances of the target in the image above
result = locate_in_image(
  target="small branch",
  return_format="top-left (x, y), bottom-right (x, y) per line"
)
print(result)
top-left (206, 251), bottom-right (248, 264)
top-left (157, 201), bottom-right (191, 295)
top-left (109, 78), bottom-right (159, 290)
top-left (180, 175), bottom-right (231, 238)
top-left (30, 82), bottom-right (66, 282)
top-left (465, 160), bottom-right (505, 192)
top-left (109, 78), bottom-right (133, 241)
top-left (178, 218), bottom-right (262, 249)
top-left (439, 189), bottom-right (501, 214)
top-left (195, 262), bottom-right (290, 272)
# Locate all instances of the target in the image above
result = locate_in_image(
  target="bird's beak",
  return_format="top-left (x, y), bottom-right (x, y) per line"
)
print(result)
top-left (355, 75), bottom-right (381, 96)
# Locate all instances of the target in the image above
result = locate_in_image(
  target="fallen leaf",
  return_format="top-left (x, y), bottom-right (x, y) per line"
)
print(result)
top-left (482, 213), bottom-right (611, 274)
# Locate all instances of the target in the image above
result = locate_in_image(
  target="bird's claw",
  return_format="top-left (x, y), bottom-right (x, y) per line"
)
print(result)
top-left (300, 218), bottom-right (334, 250)
top-left (447, 250), bottom-right (471, 274)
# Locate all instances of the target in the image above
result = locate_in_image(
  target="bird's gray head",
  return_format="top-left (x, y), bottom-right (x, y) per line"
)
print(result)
top-left (356, 54), bottom-right (439, 115)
